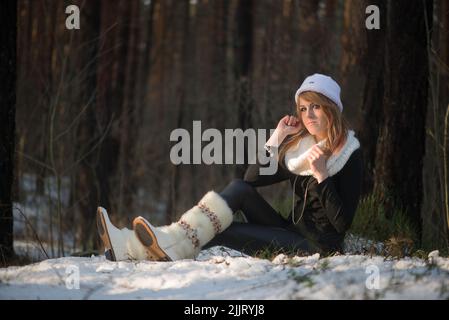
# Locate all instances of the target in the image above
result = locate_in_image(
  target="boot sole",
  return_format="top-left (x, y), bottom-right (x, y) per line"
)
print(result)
top-left (133, 218), bottom-right (172, 261)
top-left (96, 208), bottom-right (117, 261)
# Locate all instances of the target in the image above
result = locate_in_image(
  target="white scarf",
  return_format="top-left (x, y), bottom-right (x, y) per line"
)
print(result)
top-left (284, 130), bottom-right (360, 177)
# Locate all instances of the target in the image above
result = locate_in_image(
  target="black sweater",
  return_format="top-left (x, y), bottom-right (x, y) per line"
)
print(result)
top-left (243, 148), bottom-right (363, 252)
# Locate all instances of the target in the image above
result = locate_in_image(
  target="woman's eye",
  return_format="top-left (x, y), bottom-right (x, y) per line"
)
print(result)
top-left (312, 104), bottom-right (320, 109)
top-left (300, 107), bottom-right (306, 112)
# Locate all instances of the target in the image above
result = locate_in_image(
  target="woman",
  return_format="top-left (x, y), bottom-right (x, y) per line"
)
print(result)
top-left (97, 73), bottom-right (362, 262)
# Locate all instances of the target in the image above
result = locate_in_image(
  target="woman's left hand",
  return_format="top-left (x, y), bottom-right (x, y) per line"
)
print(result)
top-left (307, 145), bottom-right (329, 183)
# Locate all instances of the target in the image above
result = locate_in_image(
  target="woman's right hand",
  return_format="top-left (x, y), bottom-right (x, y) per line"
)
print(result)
top-left (276, 115), bottom-right (303, 137)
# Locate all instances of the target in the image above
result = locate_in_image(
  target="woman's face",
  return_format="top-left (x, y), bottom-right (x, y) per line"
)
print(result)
top-left (298, 96), bottom-right (329, 139)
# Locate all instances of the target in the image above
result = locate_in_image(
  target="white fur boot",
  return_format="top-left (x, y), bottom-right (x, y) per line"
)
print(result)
top-left (132, 191), bottom-right (233, 261)
top-left (96, 207), bottom-right (147, 261)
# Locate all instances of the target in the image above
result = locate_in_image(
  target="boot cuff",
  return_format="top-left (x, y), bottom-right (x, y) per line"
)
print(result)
top-left (198, 191), bottom-right (233, 232)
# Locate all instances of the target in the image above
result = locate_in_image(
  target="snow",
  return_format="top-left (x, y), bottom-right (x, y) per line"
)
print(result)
top-left (8, 175), bottom-right (447, 300)
top-left (13, 174), bottom-right (77, 256)
top-left (1, 246), bottom-right (448, 300)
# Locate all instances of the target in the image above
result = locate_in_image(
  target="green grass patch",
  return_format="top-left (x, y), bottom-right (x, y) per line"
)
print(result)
top-left (349, 192), bottom-right (425, 257)
top-left (252, 242), bottom-right (310, 261)
top-left (350, 193), bottom-right (419, 243)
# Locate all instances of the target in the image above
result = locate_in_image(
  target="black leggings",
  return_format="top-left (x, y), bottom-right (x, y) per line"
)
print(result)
top-left (204, 179), bottom-right (319, 256)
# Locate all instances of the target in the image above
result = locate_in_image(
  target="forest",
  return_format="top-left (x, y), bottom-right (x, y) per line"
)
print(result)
top-left (1, 0), bottom-right (448, 267)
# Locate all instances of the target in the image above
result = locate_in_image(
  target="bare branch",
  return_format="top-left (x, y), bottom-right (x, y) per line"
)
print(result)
top-left (62, 115), bottom-right (114, 176)
top-left (13, 204), bottom-right (50, 260)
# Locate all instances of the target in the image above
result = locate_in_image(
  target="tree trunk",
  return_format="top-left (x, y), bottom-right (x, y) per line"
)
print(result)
top-left (0, 0), bottom-right (17, 263)
top-left (438, 0), bottom-right (449, 236)
top-left (166, 0), bottom-right (189, 223)
top-left (358, 0), bottom-right (387, 196)
top-left (298, 0), bottom-right (322, 73)
top-left (75, 0), bottom-right (102, 251)
top-left (118, 0), bottom-right (140, 218)
top-left (95, 0), bottom-right (130, 217)
top-left (374, 0), bottom-right (433, 242)
top-left (234, 0), bottom-right (254, 178)
top-left (421, 0), bottom-right (449, 251)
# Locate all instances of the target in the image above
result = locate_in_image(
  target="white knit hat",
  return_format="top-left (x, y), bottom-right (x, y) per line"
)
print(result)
top-left (294, 73), bottom-right (343, 112)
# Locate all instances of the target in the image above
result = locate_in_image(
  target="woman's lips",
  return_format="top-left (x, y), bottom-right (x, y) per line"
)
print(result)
top-left (307, 121), bottom-right (317, 125)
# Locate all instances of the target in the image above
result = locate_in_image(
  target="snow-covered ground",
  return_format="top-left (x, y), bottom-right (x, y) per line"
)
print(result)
top-left (1, 246), bottom-right (448, 300)
top-left (7, 174), bottom-right (447, 299)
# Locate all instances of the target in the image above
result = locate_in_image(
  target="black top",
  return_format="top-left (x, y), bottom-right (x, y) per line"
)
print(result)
top-left (243, 148), bottom-right (363, 253)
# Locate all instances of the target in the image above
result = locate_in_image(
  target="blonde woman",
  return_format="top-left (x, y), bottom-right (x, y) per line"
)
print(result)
top-left (97, 74), bottom-right (362, 261)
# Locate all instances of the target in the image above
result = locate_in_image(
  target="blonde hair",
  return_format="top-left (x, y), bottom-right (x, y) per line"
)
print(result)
top-left (278, 91), bottom-right (349, 168)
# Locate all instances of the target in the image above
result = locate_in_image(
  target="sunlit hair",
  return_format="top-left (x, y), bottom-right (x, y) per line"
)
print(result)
top-left (278, 91), bottom-right (349, 168)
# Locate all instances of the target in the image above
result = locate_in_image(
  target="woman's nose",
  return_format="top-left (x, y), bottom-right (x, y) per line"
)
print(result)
top-left (306, 108), bottom-right (315, 118)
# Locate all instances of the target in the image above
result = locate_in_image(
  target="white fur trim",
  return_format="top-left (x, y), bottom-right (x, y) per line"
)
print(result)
top-left (158, 223), bottom-right (198, 260)
top-left (180, 191), bottom-right (233, 247)
top-left (129, 192), bottom-right (233, 261)
top-left (284, 130), bottom-right (360, 176)
top-left (198, 191), bottom-right (234, 232)
top-left (155, 191), bottom-right (233, 261)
